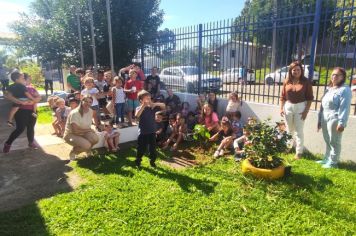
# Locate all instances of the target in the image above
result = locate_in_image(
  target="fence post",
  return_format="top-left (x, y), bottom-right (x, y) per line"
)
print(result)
top-left (308, 0), bottom-right (322, 80)
top-left (141, 45), bottom-right (145, 73)
top-left (198, 24), bottom-right (203, 94)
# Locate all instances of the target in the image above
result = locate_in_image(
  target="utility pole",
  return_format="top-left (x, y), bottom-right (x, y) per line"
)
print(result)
top-left (88, 0), bottom-right (97, 72)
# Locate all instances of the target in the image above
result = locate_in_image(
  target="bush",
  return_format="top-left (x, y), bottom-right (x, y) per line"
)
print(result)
top-left (20, 62), bottom-right (44, 88)
top-left (244, 119), bottom-right (292, 169)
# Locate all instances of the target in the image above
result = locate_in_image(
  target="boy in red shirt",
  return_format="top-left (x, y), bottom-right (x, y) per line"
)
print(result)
top-left (124, 69), bottom-right (143, 126)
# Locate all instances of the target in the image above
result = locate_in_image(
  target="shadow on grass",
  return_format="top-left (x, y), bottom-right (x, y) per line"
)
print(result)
top-left (142, 166), bottom-right (218, 195)
top-left (76, 146), bottom-right (137, 177)
top-left (0, 203), bottom-right (49, 236)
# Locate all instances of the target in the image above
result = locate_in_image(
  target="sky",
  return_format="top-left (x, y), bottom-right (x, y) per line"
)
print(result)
top-left (0, 0), bottom-right (244, 34)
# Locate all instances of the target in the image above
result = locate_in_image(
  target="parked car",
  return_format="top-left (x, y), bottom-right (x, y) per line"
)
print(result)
top-left (221, 67), bottom-right (255, 84)
top-left (264, 65), bottom-right (320, 85)
top-left (159, 66), bottom-right (221, 93)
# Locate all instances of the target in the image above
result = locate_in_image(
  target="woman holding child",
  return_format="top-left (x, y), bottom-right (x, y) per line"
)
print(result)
top-left (3, 72), bottom-right (41, 153)
top-left (63, 96), bottom-right (99, 161)
top-left (280, 61), bottom-right (314, 160)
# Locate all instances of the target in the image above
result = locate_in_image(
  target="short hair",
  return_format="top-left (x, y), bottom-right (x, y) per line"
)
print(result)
top-left (55, 98), bottom-right (65, 106)
top-left (138, 90), bottom-right (151, 101)
top-left (68, 97), bottom-right (79, 104)
top-left (10, 71), bottom-right (22, 82)
top-left (234, 111), bottom-right (242, 119)
top-left (97, 69), bottom-right (104, 75)
top-left (75, 68), bottom-right (85, 76)
top-left (155, 111), bottom-right (164, 116)
top-left (133, 62), bottom-right (141, 68)
top-left (84, 77), bottom-right (94, 84)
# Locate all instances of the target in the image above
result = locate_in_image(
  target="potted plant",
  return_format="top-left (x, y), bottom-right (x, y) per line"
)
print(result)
top-left (241, 119), bottom-right (292, 180)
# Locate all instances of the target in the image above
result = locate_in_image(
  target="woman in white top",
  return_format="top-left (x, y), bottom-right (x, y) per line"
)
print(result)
top-left (63, 96), bottom-right (99, 160)
top-left (112, 76), bottom-right (126, 124)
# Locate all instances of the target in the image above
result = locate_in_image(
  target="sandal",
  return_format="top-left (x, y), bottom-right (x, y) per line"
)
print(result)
top-left (7, 121), bottom-right (14, 127)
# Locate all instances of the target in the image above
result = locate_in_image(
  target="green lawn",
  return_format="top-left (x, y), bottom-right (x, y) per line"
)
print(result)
top-left (0, 146), bottom-right (355, 235)
top-left (36, 106), bottom-right (53, 124)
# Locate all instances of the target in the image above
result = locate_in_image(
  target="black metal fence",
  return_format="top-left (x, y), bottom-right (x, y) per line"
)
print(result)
top-left (139, 0), bottom-right (356, 114)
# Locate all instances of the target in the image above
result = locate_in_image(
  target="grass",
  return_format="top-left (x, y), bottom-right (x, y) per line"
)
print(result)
top-left (0, 146), bottom-right (355, 235)
top-left (36, 106), bottom-right (53, 125)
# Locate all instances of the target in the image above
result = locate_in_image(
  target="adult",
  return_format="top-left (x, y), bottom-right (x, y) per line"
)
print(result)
top-left (165, 88), bottom-right (181, 113)
top-left (145, 66), bottom-right (160, 98)
top-left (67, 65), bottom-right (81, 93)
top-left (3, 72), bottom-right (41, 153)
top-left (119, 62), bottom-right (146, 81)
top-left (43, 64), bottom-right (54, 96)
top-left (317, 67), bottom-right (352, 168)
top-left (63, 96), bottom-right (99, 160)
top-left (0, 64), bottom-right (9, 93)
top-left (280, 61), bottom-right (314, 159)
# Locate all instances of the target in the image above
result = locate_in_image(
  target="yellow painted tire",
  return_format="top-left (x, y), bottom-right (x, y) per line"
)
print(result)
top-left (241, 159), bottom-right (285, 180)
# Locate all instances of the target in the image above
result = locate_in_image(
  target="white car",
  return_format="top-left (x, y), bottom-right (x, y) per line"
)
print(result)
top-left (222, 67), bottom-right (255, 84)
top-left (264, 65), bottom-right (320, 85)
top-left (160, 66), bottom-right (221, 93)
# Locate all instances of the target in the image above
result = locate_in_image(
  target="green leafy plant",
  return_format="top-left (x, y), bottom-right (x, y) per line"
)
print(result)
top-left (193, 124), bottom-right (211, 150)
top-left (244, 119), bottom-right (292, 169)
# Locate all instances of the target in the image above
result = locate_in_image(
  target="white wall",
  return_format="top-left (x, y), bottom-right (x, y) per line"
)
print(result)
top-left (173, 91), bottom-right (356, 163)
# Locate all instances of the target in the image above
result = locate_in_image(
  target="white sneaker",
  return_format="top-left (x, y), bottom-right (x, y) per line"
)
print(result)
top-left (219, 149), bottom-right (225, 156)
top-left (69, 150), bottom-right (77, 161)
top-left (213, 150), bottom-right (220, 158)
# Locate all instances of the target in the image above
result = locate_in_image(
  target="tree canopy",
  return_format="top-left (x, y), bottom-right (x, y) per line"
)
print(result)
top-left (10, 0), bottom-right (164, 69)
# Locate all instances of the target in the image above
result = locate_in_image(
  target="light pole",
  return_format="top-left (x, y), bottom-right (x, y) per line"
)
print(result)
top-left (106, 0), bottom-right (114, 74)
top-left (76, 3), bottom-right (84, 69)
top-left (88, 0), bottom-right (97, 72)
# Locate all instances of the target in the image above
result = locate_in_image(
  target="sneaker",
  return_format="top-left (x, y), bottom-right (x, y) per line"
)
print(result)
top-left (316, 159), bottom-right (327, 164)
top-left (150, 161), bottom-right (157, 168)
top-left (28, 142), bottom-right (40, 150)
top-left (213, 150), bottom-right (220, 158)
top-left (219, 149), bottom-right (225, 157)
top-left (234, 154), bottom-right (242, 162)
top-left (322, 162), bottom-right (337, 169)
top-left (69, 150), bottom-right (77, 161)
top-left (3, 143), bottom-right (11, 153)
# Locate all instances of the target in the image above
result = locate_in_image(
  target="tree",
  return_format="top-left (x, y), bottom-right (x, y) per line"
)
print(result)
top-left (10, 0), bottom-right (163, 69)
top-left (331, 0), bottom-right (356, 45)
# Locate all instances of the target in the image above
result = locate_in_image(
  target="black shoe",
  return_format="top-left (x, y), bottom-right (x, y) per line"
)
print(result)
top-left (150, 161), bottom-right (157, 168)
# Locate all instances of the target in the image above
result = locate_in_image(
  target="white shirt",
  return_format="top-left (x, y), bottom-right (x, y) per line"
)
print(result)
top-left (226, 100), bottom-right (240, 113)
top-left (113, 87), bottom-right (125, 104)
top-left (81, 88), bottom-right (99, 106)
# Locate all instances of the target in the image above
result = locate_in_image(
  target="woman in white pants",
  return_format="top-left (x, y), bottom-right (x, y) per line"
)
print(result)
top-left (317, 67), bottom-right (352, 168)
top-left (280, 61), bottom-right (314, 159)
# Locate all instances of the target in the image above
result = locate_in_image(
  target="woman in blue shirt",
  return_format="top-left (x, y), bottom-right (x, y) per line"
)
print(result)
top-left (317, 67), bottom-right (352, 168)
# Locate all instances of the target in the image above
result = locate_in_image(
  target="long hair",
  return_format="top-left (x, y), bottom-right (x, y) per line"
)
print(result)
top-left (200, 103), bottom-right (214, 123)
top-left (285, 61), bottom-right (306, 84)
top-left (328, 67), bottom-right (346, 87)
top-left (78, 95), bottom-right (93, 117)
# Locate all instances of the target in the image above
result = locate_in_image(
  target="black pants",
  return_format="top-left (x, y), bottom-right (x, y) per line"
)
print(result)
top-left (6, 109), bottom-right (37, 145)
top-left (1, 80), bottom-right (9, 93)
top-left (136, 133), bottom-right (157, 165)
top-left (45, 80), bottom-right (53, 95)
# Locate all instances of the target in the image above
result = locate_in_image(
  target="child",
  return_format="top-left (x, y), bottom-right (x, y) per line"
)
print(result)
top-left (181, 102), bottom-right (190, 117)
top-left (103, 122), bottom-right (120, 152)
top-left (199, 103), bottom-right (220, 134)
top-left (124, 69), bottom-right (143, 126)
top-left (233, 127), bottom-right (251, 162)
top-left (210, 117), bottom-right (235, 158)
top-left (53, 98), bottom-right (71, 137)
top-left (225, 92), bottom-right (240, 119)
top-left (135, 90), bottom-right (166, 168)
top-left (165, 113), bottom-right (176, 138)
top-left (68, 98), bottom-right (79, 110)
top-left (208, 92), bottom-right (218, 113)
top-left (163, 113), bottom-right (188, 151)
top-left (231, 111), bottom-right (243, 138)
top-left (276, 121), bottom-right (287, 140)
top-left (112, 76), bottom-right (126, 126)
top-left (6, 72), bottom-right (36, 127)
top-left (81, 77), bottom-right (100, 129)
top-left (155, 111), bottom-right (166, 145)
top-left (186, 111), bottom-right (197, 132)
top-left (195, 93), bottom-right (206, 114)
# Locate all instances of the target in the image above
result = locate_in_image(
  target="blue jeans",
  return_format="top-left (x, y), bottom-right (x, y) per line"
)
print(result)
top-left (115, 103), bottom-right (125, 123)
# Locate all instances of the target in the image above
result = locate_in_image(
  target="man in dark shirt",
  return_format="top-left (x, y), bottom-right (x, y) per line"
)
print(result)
top-left (146, 67), bottom-right (161, 98)
top-left (135, 90), bottom-right (165, 168)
